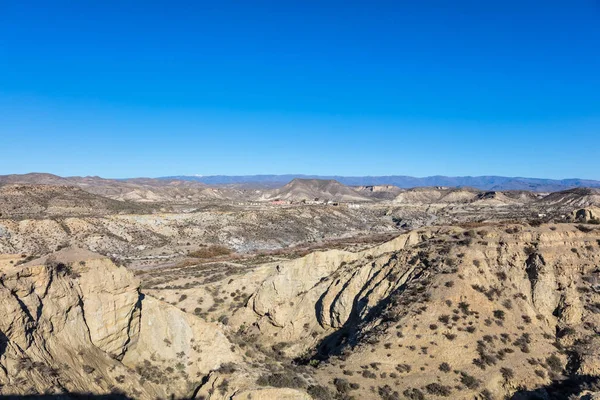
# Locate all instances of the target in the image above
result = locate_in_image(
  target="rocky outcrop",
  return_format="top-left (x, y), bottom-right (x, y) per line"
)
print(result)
top-left (0, 249), bottom-right (161, 397)
top-left (525, 252), bottom-right (559, 317)
top-left (0, 247), bottom-right (242, 399)
top-left (77, 258), bottom-right (142, 358)
top-left (243, 231), bottom-right (422, 355)
top-left (122, 295), bottom-right (241, 397)
top-left (574, 207), bottom-right (600, 221)
top-left (236, 225), bottom-right (600, 399)
top-left (555, 287), bottom-right (583, 326)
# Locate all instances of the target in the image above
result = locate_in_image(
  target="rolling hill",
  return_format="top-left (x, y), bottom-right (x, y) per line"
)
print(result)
top-left (260, 178), bottom-right (372, 202)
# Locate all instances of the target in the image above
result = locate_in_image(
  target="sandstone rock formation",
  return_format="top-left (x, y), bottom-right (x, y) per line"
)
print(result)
top-left (574, 207), bottom-right (600, 222)
top-left (229, 224), bottom-right (600, 399)
top-left (0, 248), bottom-right (243, 399)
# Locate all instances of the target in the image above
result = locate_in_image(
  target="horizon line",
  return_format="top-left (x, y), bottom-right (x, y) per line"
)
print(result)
top-left (3, 171), bottom-right (600, 182)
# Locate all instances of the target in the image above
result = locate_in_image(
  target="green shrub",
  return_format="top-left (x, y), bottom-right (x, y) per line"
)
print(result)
top-left (307, 385), bottom-right (334, 400)
top-left (426, 383), bottom-right (452, 397)
top-left (256, 372), bottom-right (305, 388)
top-left (439, 362), bottom-right (451, 373)
top-left (402, 388), bottom-right (425, 400)
top-left (546, 354), bottom-right (563, 373)
top-left (460, 372), bottom-right (480, 389)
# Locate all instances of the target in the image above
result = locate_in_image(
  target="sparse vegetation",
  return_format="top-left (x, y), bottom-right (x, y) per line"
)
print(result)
top-left (439, 362), bottom-right (451, 373)
top-left (425, 383), bottom-right (452, 396)
top-left (188, 245), bottom-right (232, 259)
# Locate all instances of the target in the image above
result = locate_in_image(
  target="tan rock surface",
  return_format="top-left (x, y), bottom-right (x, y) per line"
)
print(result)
top-left (0, 247), bottom-right (244, 399)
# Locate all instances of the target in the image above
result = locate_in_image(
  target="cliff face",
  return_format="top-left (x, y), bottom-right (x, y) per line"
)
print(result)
top-left (231, 224), bottom-right (600, 399)
top-left (0, 251), bottom-right (158, 397)
top-left (0, 248), bottom-right (241, 399)
top-left (238, 231), bottom-right (422, 355)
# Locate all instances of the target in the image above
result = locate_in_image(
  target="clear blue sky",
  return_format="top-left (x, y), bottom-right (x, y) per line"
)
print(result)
top-left (1, 1), bottom-right (599, 179)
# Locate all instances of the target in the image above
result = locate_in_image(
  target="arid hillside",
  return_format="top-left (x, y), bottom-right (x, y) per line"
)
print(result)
top-left (0, 184), bottom-right (150, 218)
top-left (2, 220), bottom-right (600, 399)
top-left (260, 179), bottom-right (373, 203)
top-left (2, 178), bottom-right (600, 399)
top-left (0, 173), bottom-right (248, 204)
top-left (538, 188), bottom-right (600, 209)
top-left (0, 204), bottom-right (398, 258)
top-left (354, 185), bottom-right (404, 200)
top-left (138, 222), bottom-right (600, 399)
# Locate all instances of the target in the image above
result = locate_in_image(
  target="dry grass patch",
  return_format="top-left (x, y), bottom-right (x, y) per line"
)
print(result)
top-left (188, 245), bottom-right (232, 259)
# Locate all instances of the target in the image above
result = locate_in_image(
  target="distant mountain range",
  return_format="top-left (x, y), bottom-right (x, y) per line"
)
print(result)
top-left (3, 173), bottom-right (600, 193)
top-left (161, 175), bottom-right (600, 192)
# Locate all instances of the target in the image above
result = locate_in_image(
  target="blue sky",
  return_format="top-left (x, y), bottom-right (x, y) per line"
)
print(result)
top-left (1, 1), bottom-right (599, 179)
